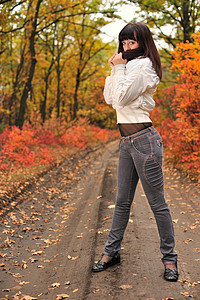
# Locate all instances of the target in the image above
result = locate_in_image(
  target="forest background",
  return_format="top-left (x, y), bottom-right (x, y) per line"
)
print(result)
top-left (0, 0), bottom-right (199, 199)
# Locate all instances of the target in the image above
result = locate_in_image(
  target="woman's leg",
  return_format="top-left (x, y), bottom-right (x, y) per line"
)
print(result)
top-left (129, 128), bottom-right (177, 265)
top-left (103, 140), bottom-right (139, 256)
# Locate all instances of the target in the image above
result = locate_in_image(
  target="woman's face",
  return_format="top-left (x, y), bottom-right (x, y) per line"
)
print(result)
top-left (122, 39), bottom-right (139, 51)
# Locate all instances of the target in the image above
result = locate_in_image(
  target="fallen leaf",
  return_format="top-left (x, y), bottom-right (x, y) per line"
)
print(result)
top-left (71, 256), bottom-right (79, 260)
top-left (23, 227), bottom-right (32, 232)
top-left (108, 204), bottom-right (115, 209)
top-left (32, 250), bottom-right (43, 255)
top-left (42, 239), bottom-right (52, 244)
top-left (65, 281), bottom-right (70, 285)
top-left (22, 263), bottom-right (28, 269)
top-left (0, 253), bottom-right (7, 258)
top-left (56, 294), bottom-right (69, 299)
top-left (119, 285), bottom-right (133, 290)
top-left (12, 273), bottom-right (23, 278)
top-left (2, 288), bottom-right (11, 292)
top-left (185, 238), bottom-right (193, 244)
top-left (51, 282), bottom-right (60, 288)
top-left (44, 259), bottom-right (51, 262)
top-left (92, 288), bottom-right (100, 293)
top-left (173, 219), bottom-right (178, 223)
top-left (37, 293), bottom-right (43, 297)
top-left (0, 263), bottom-right (5, 267)
top-left (180, 292), bottom-right (193, 297)
top-left (19, 281), bottom-right (29, 285)
top-left (4, 236), bottom-right (15, 246)
top-left (179, 279), bottom-right (198, 287)
top-left (77, 235), bottom-right (83, 238)
top-left (20, 295), bottom-right (37, 300)
top-left (73, 288), bottom-right (78, 293)
top-left (104, 216), bottom-right (111, 220)
top-left (29, 258), bottom-right (38, 263)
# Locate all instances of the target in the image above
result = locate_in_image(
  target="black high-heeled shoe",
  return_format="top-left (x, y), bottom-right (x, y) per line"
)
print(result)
top-left (164, 263), bottom-right (179, 282)
top-left (92, 253), bottom-right (120, 272)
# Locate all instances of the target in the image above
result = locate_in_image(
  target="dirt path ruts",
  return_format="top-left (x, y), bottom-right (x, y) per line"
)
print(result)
top-left (0, 140), bottom-right (199, 300)
top-left (87, 156), bottom-right (200, 299)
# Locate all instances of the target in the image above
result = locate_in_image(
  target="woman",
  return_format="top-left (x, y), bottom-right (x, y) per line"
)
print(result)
top-left (92, 23), bottom-right (178, 282)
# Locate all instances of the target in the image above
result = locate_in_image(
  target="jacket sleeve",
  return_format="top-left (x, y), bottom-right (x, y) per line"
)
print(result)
top-left (103, 68), bottom-right (115, 105)
top-left (111, 59), bottom-right (159, 108)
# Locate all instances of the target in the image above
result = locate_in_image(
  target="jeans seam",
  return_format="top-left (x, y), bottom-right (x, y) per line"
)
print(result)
top-left (127, 164), bottom-right (135, 205)
top-left (142, 156), bottom-right (164, 195)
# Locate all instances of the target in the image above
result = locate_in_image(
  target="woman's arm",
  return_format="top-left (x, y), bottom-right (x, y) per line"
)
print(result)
top-left (111, 58), bottom-right (159, 108)
top-left (103, 75), bottom-right (113, 105)
top-left (103, 52), bottom-right (127, 106)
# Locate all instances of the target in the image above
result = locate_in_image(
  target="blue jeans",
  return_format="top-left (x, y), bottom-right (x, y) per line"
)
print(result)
top-left (104, 126), bottom-right (177, 264)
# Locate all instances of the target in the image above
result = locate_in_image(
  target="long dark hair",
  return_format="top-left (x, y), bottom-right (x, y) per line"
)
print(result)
top-left (118, 23), bottom-right (162, 80)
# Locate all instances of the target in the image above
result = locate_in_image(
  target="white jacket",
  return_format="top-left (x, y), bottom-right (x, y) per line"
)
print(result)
top-left (103, 57), bottom-right (160, 123)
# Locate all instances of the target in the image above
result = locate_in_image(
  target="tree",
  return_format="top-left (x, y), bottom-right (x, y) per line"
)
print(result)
top-left (128, 0), bottom-right (200, 48)
top-left (151, 32), bottom-right (200, 178)
top-left (17, 0), bottom-right (43, 129)
top-left (0, 0), bottom-right (117, 127)
top-left (69, 0), bottom-right (113, 119)
top-left (37, 30), bottom-right (55, 123)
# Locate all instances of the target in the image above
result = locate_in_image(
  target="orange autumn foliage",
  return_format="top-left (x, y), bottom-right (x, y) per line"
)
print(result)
top-left (152, 32), bottom-right (200, 180)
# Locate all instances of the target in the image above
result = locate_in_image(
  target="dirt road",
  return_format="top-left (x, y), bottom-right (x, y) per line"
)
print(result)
top-left (0, 141), bottom-right (199, 300)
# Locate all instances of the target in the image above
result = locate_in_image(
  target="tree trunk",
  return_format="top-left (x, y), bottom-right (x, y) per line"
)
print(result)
top-left (11, 39), bottom-right (26, 126)
top-left (40, 79), bottom-right (48, 123)
top-left (182, 0), bottom-right (193, 42)
top-left (40, 59), bottom-right (54, 123)
top-left (16, 0), bottom-right (43, 129)
top-left (73, 68), bottom-right (81, 119)
top-left (56, 65), bottom-right (61, 118)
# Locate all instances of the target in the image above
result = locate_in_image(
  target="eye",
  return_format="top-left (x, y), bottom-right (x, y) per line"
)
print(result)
top-left (122, 42), bottom-right (126, 45)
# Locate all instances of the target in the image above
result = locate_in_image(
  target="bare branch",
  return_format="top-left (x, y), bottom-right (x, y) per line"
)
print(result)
top-left (9, 1), bottom-right (26, 11)
top-left (36, 9), bottom-right (115, 34)
top-left (0, 48), bottom-right (8, 55)
top-left (0, 0), bottom-right (12, 4)
top-left (81, 67), bottom-right (98, 82)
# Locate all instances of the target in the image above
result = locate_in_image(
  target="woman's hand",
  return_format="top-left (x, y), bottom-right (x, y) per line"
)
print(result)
top-left (112, 53), bottom-right (127, 65)
top-left (108, 52), bottom-right (118, 67)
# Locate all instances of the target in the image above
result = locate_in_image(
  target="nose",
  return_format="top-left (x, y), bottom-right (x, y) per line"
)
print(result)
top-left (124, 43), bottom-right (131, 51)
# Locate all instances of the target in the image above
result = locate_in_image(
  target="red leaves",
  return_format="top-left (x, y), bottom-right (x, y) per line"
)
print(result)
top-left (0, 118), bottom-right (118, 173)
top-left (0, 126), bottom-right (37, 170)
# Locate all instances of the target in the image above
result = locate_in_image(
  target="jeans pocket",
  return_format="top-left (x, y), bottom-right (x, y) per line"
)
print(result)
top-left (132, 134), bottom-right (153, 156)
top-left (132, 132), bottom-right (163, 157)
